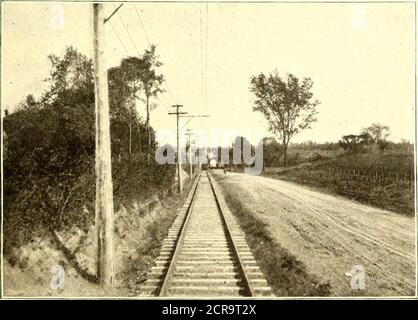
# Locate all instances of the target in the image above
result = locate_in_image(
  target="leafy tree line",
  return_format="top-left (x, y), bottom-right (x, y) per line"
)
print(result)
top-left (338, 123), bottom-right (392, 154)
top-left (262, 137), bottom-right (412, 168)
top-left (3, 46), bottom-right (174, 253)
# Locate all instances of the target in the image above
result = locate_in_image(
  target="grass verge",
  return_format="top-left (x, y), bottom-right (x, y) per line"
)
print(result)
top-left (219, 184), bottom-right (331, 297)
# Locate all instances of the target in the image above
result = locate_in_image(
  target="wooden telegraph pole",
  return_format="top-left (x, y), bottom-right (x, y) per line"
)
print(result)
top-left (93, 3), bottom-right (114, 288)
top-left (169, 105), bottom-right (187, 193)
top-left (180, 114), bottom-right (209, 178)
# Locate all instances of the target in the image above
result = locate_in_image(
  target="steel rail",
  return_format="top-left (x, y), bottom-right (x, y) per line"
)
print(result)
top-left (158, 173), bottom-right (201, 296)
top-left (206, 170), bottom-right (255, 296)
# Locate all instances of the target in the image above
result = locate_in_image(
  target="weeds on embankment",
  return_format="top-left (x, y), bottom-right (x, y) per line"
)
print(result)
top-left (218, 184), bottom-right (331, 297)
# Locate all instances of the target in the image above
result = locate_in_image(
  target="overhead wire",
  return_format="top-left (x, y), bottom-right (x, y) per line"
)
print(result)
top-left (110, 3), bottom-right (182, 117)
top-left (114, 4), bottom-right (172, 113)
top-left (133, 5), bottom-right (152, 47)
top-left (130, 3), bottom-right (177, 108)
top-left (115, 4), bottom-right (141, 56)
top-left (109, 20), bottom-right (129, 56)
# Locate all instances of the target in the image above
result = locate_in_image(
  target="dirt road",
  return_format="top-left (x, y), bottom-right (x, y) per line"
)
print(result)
top-left (212, 170), bottom-right (416, 296)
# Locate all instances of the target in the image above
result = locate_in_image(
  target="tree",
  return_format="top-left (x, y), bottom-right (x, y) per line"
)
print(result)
top-left (338, 133), bottom-right (372, 154)
top-left (120, 45), bottom-right (164, 162)
top-left (3, 45), bottom-right (175, 269)
top-left (250, 71), bottom-right (320, 167)
top-left (108, 65), bottom-right (140, 163)
top-left (108, 60), bottom-right (158, 164)
top-left (362, 123), bottom-right (390, 152)
top-left (263, 137), bottom-right (282, 167)
top-left (44, 46), bottom-right (95, 106)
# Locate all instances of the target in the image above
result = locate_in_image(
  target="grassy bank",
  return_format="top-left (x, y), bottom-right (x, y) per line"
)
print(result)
top-left (263, 153), bottom-right (415, 215)
top-left (3, 175), bottom-right (193, 297)
top-left (119, 177), bottom-right (193, 296)
top-left (214, 173), bottom-right (331, 296)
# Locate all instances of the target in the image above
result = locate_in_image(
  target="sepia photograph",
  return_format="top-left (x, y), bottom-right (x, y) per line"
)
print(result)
top-left (0, 0), bottom-right (416, 300)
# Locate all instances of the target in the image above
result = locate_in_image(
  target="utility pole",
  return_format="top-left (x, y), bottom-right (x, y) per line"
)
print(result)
top-left (185, 129), bottom-right (194, 178)
top-left (169, 105), bottom-right (187, 193)
top-left (93, 3), bottom-right (114, 289)
top-left (180, 115), bottom-right (209, 175)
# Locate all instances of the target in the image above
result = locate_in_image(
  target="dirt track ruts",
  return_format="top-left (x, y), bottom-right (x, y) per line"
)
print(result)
top-left (212, 170), bottom-right (416, 296)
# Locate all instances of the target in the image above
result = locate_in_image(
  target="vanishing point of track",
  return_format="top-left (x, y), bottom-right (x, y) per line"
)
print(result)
top-left (140, 170), bottom-right (273, 297)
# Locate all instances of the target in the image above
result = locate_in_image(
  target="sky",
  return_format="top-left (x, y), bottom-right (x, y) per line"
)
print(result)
top-left (2, 1), bottom-right (415, 147)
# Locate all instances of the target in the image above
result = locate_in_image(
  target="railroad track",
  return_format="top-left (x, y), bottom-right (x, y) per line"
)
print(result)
top-left (140, 170), bottom-right (273, 297)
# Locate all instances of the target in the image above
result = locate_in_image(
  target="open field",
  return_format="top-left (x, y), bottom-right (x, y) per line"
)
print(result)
top-left (212, 169), bottom-right (416, 296)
